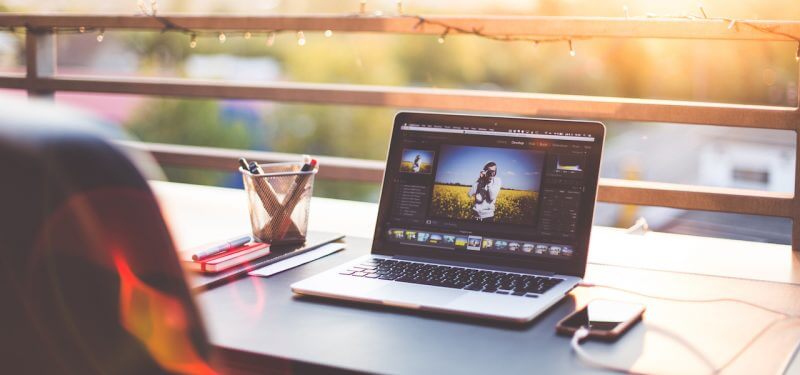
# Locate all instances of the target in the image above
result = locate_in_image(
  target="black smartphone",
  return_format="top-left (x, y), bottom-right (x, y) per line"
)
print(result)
top-left (556, 299), bottom-right (645, 341)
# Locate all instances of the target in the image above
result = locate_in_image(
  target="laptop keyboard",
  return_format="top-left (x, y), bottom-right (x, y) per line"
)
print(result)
top-left (339, 258), bottom-right (563, 298)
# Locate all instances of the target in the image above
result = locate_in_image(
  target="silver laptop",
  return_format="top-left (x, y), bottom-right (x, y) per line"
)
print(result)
top-left (292, 112), bottom-right (605, 323)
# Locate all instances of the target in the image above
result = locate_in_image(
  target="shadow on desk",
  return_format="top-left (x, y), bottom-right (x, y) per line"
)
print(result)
top-left (213, 347), bottom-right (371, 375)
top-left (292, 294), bottom-right (578, 331)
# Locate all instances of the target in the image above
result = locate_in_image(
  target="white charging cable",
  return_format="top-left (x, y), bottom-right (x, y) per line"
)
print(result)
top-left (780, 337), bottom-right (800, 375)
top-left (571, 326), bottom-right (648, 374)
top-left (572, 283), bottom-right (800, 374)
top-left (624, 217), bottom-right (649, 235)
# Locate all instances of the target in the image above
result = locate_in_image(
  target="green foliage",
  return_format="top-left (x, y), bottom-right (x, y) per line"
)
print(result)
top-left (111, 2), bottom-right (800, 201)
top-left (266, 104), bottom-right (394, 160)
top-left (125, 98), bottom-right (250, 185)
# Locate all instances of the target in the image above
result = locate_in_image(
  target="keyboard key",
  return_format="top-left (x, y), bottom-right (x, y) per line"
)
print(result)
top-left (340, 259), bottom-right (559, 297)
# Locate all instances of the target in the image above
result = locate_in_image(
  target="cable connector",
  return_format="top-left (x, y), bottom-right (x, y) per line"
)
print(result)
top-left (573, 326), bottom-right (590, 342)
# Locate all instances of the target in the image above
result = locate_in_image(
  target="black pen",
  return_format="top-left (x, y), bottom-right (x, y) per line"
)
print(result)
top-left (248, 161), bottom-right (264, 174)
top-left (191, 235), bottom-right (252, 261)
top-left (238, 157), bottom-right (250, 171)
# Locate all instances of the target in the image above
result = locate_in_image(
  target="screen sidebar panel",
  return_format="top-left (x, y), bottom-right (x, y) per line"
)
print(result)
top-left (372, 113), bottom-right (605, 277)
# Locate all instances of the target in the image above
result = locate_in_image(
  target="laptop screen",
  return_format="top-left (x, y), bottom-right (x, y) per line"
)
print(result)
top-left (372, 112), bottom-right (605, 276)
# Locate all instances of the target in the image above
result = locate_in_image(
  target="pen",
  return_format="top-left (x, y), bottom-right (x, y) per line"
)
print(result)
top-left (191, 235), bottom-right (252, 261)
top-left (273, 157), bottom-right (318, 238)
top-left (301, 157), bottom-right (317, 172)
top-left (249, 161), bottom-right (264, 174)
top-left (238, 157), bottom-right (250, 172)
top-left (239, 156), bottom-right (303, 237)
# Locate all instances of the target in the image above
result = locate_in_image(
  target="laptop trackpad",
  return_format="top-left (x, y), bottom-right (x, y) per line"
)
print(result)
top-left (368, 283), bottom-right (466, 307)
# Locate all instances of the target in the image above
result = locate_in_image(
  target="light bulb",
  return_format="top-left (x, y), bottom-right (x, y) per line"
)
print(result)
top-left (96, 29), bottom-right (104, 42)
top-left (297, 31), bottom-right (306, 46)
top-left (324, 30), bottom-right (333, 38)
top-left (218, 32), bottom-right (226, 43)
top-left (244, 31), bottom-right (252, 39)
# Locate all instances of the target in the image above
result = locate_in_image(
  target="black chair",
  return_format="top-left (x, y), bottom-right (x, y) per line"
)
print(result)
top-left (0, 100), bottom-right (212, 374)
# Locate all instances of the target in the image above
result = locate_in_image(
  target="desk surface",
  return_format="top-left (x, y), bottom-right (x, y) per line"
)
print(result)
top-left (152, 181), bottom-right (800, 374)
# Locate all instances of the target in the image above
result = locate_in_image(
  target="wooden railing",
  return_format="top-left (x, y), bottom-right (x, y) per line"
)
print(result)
top-left (1, 14), bottom-right (799, 249)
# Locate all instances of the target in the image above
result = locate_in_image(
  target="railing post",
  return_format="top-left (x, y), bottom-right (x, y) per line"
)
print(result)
top-left (794, 62), bottom-right (800, 251)
top-left (25, 27), bottom-right (56, 99)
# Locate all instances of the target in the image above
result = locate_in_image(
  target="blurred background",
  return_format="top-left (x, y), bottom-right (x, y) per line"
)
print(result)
top-left (0, 0), bottom-right (797, 243)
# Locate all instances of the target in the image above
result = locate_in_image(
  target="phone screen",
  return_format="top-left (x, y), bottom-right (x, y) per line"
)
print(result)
top-left (560, 299), bottom-right (644, 333)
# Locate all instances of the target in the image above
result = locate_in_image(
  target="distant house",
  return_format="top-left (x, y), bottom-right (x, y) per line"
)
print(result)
top-left (597, 123), bottom-right (794, 244)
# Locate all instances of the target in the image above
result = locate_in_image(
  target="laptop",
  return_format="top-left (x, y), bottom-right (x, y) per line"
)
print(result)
top-left (292, 112), bottom-right (605, 323)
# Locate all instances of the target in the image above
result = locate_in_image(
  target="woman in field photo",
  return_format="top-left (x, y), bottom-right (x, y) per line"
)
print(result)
top-left (468, 161), bottom-right (502, 222)
top-left (412, 154), bottom-right (422, 173)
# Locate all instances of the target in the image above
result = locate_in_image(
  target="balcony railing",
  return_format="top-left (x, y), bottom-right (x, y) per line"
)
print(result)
top-left (1, 13), bottom-right (799, 249)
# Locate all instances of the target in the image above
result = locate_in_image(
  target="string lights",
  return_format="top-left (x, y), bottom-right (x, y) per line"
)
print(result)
top-left (437, 28), bottom-right (449, 44)
top-left (640, 5), bottom-right (800, 45)
top-left (697, 2), bottom-right (708, 19)
top-left (26, 1), bottom-right (798, 63)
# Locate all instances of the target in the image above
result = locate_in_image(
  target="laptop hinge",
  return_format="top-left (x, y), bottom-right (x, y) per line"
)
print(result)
top-left (393, 255), bottom-right (556, 276)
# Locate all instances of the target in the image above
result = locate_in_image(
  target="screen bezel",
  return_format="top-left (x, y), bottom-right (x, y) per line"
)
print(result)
top-left (370, 111), bottom-right (606, 278)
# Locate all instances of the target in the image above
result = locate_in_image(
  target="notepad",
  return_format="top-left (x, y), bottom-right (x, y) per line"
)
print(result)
top-left (185, 242), bottom-right (270, 273)
top-left (248, 242), bottom-right (344, 277)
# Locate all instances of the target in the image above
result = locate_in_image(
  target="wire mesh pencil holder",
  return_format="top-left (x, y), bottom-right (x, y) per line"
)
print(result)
top-left (241, 162), bottom-right (316, 245)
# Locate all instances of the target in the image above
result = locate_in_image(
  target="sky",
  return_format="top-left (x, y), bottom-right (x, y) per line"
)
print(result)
top-left (401, 148), bottom-right (433, 166)
top-left (434, 145), bottom-right (544, 191)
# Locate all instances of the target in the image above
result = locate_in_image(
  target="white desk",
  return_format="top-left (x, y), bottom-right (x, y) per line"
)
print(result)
top-left (152, 180), bottom-right (800, 285)
top-left (152, 181), bottom-right (800, 374)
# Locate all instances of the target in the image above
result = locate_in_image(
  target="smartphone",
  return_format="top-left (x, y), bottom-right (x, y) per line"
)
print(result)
top-left (556, 299), bottom-right (645, 341)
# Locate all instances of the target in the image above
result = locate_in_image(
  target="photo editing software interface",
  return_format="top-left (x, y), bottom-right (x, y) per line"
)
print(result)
top-left (383, 121), bottom-right (598, 262)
